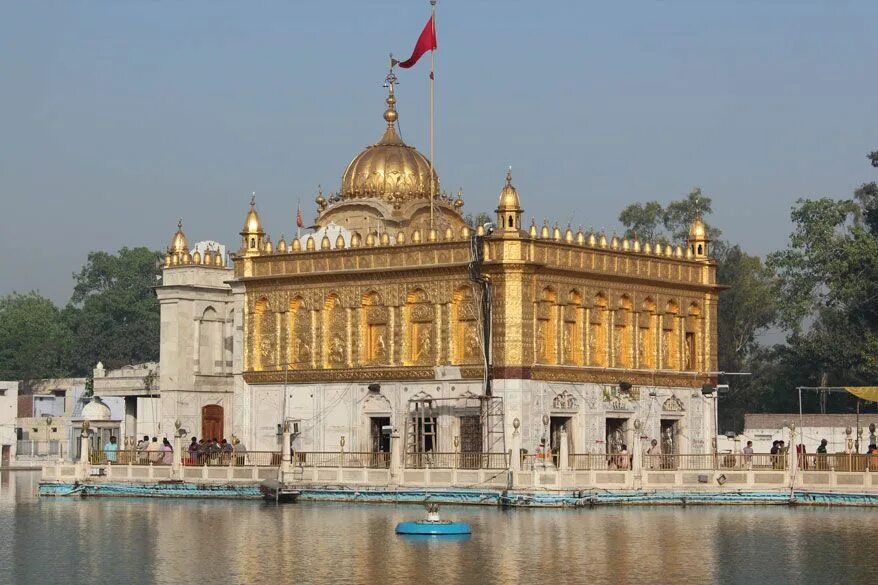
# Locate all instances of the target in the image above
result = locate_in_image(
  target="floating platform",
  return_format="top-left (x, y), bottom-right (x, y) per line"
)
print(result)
top-left (396, 520), bottom-right (472, 535)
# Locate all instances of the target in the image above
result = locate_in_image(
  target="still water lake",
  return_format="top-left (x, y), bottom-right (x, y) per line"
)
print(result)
top-left (2, 472), bottom-right (877, 585)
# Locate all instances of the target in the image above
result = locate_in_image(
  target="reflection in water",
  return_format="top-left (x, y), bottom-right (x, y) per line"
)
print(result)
top-left (1, 472), bottom-right (877, 584)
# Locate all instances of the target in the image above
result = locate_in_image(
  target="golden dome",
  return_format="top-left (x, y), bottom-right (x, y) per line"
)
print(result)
top-left (339, 75), bottom-right (438, 208)
top-left (497, 168), bottom-right (521, 210)
top-left (169, 220), bottom-right (188, 255)
top-left (688, 215), bottom-right (708, 241)
top-left (242, 195), bottom-right (263, 235)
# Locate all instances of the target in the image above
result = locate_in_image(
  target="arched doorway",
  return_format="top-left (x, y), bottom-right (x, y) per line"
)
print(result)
top-left (202, 405), bottom-right (224, 440)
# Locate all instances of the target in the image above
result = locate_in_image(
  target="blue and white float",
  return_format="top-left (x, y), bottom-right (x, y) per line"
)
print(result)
top-left (396, 504), bottom-right (472, 536)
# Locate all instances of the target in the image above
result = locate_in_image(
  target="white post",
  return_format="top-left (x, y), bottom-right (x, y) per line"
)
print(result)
top-left (172, 434), bottom-right (183, 478)
top-left (558, 428), bottom-right (570, 472)
top-left (510, 425), bottom-right (522, 472)
top-left (389, 430), bottom-right (402, 485)
top-left (632, 420), bottom-right (644, 489)
top-left (788, 424), bottom-right (799, 488)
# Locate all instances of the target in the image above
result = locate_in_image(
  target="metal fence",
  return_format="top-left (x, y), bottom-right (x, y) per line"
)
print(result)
top-left (292, 452), bottom-right (390, 468)
top-left (404, 452), bottom-right (509, 469)
top-left (16, 440), bottom-right (65, 460)
top-left (800, 453), bottom-right (874, 472)
top-left (568, 453), bottom-right (632, 471)
top-left (642, 453), bottom-right (787, 471)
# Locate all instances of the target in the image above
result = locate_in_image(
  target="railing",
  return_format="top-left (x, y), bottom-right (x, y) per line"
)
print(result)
top-left (643, 453), bottom-right (787, 471)
top-left (15, 440), bottom-right (65, 460)
top-left (405, 452), bottom-right (509, 469)
top-left (800, 453), bottom-right (873, 472)
top-left (569, 453), bottom-right (628, 471)
top-left (292, 452), bottom-right (390, 468)
top-left (521, 452), bottom-right (559, 470)
top-left (87, 449), bottom-right (282, 466)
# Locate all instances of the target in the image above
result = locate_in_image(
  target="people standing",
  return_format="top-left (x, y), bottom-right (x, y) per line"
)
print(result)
top-left (816, 439), bottom-right (828, 471)
top-left (136, 435), bottom-right (150, 464)
top-left (161, 438), bottom-right (174, 465)
top-left (104, 436), bottom-right (118, 463)
top-left (742, 440), bottom-right (754, 468)
top-left (646, 439), bottom-right (661, 469)
top-left (187, 437), bottom-right (199, 465)
top-left (146, 437), bottom-right (162, 464)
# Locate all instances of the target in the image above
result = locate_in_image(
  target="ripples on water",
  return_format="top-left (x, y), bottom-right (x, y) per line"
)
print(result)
top-left (2, 471), bottom-right (877, 585)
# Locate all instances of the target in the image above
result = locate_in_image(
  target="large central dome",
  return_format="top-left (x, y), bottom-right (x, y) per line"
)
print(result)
top-left (339, 80), bottom-right (438, 208)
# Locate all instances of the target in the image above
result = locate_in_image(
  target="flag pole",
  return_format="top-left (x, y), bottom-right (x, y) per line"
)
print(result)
top-left (429, 0), bottom-right (436, 231)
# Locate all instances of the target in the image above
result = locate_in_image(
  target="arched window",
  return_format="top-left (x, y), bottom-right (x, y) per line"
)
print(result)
top-left (253, 297), bottom-right (272, 371)
top-left (289, 296), bottom-right (311, 368)
top-left (452, 287), bottom-right (481, 365)
top-left (638, 298), bottom-right (657, 369)
top-left (404, 289), bottom-right (435, 365)
top-left (589, 292), bottom-right (608, 367)
top-left (535, 287), bottom-right (557, 364)
top-left (563, 290), bottom-right (583, 365)
top-left (685, 302), bottom-right (701, 371)
top-left (361, 291), bottom-right (388, 365)
top-left (199, 307), bottom-right (218, 375)
top-left (323, 294), bottom-right (346, 368)
top-left (662, 300), bottom-right (680, 370)
top-left (614, 295), bottom-right (633, 368)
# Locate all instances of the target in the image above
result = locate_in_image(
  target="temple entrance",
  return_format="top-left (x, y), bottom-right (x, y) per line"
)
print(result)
top-left (201, 405), bottom-right (224, 441)
top-left (549, 416), bottom-right (572, 458)
top-left (605, 417), bottom-right (628, 454)
top-left (370, 416), bottom-right (391, 453)
top-left (660, 419), bottom-right (678, 455)
top-left (459, 415), bottom-right (482, 469)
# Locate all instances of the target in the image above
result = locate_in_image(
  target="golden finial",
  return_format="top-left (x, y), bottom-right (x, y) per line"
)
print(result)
top-left (383, 59), bottom-right (399, 125)
top-left (506, 166), bottom-right (513, 185)
top-left (250, 192), bottom-right (256, 207)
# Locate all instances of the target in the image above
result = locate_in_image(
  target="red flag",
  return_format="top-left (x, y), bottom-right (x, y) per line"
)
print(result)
top-left (398, 16), bottom-right (436, 69)
top-left (296, 206), bottom-right (303, 228)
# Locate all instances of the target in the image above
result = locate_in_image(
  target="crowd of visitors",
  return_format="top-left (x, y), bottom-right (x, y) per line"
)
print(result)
top-left (98, 435), bottom-right (248, 465)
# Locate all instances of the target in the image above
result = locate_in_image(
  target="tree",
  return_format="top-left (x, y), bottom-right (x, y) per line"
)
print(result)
top-left (65, 247), bottom-right (163, 373)
top-left (618, 201), bottom-right (664, 241)
top-left (0, 292), bottom-right (73, 387)
top-left (869, 150), bottom-right (878, 168)
top-left (464, 212), bottom-right (492, 230)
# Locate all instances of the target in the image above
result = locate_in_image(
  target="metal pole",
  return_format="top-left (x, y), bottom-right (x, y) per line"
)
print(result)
top-left (429, 0), bottom-right (436, 230)
top-left (798, 387), bottom-right (804, 441)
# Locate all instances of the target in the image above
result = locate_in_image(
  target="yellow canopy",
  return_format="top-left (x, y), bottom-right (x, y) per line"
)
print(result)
top-left (844, 387), bottom-right (878, 402)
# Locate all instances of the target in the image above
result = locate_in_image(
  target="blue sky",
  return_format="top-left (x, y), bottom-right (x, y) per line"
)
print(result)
top-left (2, 1), bottom-right (876, 303)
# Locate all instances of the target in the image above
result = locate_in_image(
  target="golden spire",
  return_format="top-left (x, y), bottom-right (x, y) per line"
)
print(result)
top-left (240, 192), bottom-right (265, 255)
top-left (169, 219), bottom-right (188, 255)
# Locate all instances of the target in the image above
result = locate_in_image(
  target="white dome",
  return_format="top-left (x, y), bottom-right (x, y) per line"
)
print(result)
top-left (81, 396), bottom-right (112, 421)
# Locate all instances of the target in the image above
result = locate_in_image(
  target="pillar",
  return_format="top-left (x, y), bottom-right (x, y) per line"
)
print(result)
top-left (172, 434), bottom-right (183, 477)
top-left (124, 397), bottom-right (137, 442)
top-left (558, 428), bottom-right (570, 471)
top-left (389, 430), bottom-right (402, 485)
top-left (79, 433), bottom-right (90, 464)
top-left (510, 426), bottom-right (522, 472)
top-left (282, 426), bottom-right (292, 464)
top-left (632, 420), bottom-right (644, 489)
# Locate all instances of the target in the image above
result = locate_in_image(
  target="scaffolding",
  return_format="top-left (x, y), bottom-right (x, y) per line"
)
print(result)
top-left (404, 394), bottom-right (506, 458)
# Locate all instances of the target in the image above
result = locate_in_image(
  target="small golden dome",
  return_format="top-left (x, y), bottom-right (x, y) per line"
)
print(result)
top-left (335, 234), bottom-right (346, 249)
top-left (306, 236), bottom-right (315, 251)
top-left (192, 250), bottom-right (202, 264)
top-left (181, 251), bottom-right (190, 264)
top-left (643, 242), bottom-right (652, 254)
top-left (529, 220), bottom-right (538, 238)
top-left (552, 224), bottom-right (562, 241)
top-left (412, 229), bottom-right (423, 243)
top-left (379, 232), bottom-right (390, 246)
top-left (564, 227), bottom-right (574, 243)
top-left (674, 245), bottom-right (683, 258)
top-left (688, 216), bottom-right (708, 241)
top-left (610, 236), bottom-right (620, 250)
top-left (444, 227), bottom-right (454, 240)
top-left (588, 232), bottom-right (597, 247)
top-left (278, 238), bottom-right (288, 253)
top-left (428, 228), bottom-right (438, 242)
top-left (169, 220), bottom-right (188, 255)
top-left (685, 246), bottom-right (693, 259)
top-left (576, 229), bottom-right (585, 245)
top-left (242, 196), bottom-right (263, 235)
top-left (264, 237), bottom-right (273, 254)
top-left (476, 224), bottom-right (485, 236)
top-left (599, 234), bottom-right (608, 248)
top-left (460, 225), bottom-right (471, 238)
top-left (654, 243), bottom-right (663, 255)
top-left (622, 238), bottom-right (630, 251)
top-left (351, 232), bottom-right (362, 247)
top-left (540, 222), bottom-right (550, 239)
top-left (339, 74), bottom-right (438, 208)
top-left (215, 252), bottom-right (224, 266)
top-left (365, 232), bottom-right (376, 247)
top-left (292, 238), bottom-right (302, 252)
top-left (163, 255), bottom-right (171, 268)
top-left (497, 168), bottom-right (521, 210)
top-left (396, 231), bottom-right (406, 244)
top-left (664, 245), bottom-right (673, 257)
top-left (320, 236), bottom-right (331, 250)
top-left (633, 239), bottom-right (641, 253)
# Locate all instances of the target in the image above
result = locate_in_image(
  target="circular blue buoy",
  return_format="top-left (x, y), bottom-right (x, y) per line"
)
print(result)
top-left (395, 520), bottom-right (472, 535)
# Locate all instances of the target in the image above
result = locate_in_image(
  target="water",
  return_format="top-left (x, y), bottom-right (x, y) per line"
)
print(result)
top-left (2, 472), bottom-right (877, 585)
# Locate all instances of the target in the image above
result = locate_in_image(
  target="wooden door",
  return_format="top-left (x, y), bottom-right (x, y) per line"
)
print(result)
top-left (202, 405), bottom-right (224, 440)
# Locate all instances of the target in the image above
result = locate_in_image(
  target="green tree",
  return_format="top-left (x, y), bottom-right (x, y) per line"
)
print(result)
top-left (0, 292), bottom-right (73, 387)
top-left (464, 212), bottom-right (492, 230)
top-left (869, 150), bottom-right (878, 168)
top-left (618, 201), bottom-right (664, 241)
top-left (65, 247), bottom-right (163, 373)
